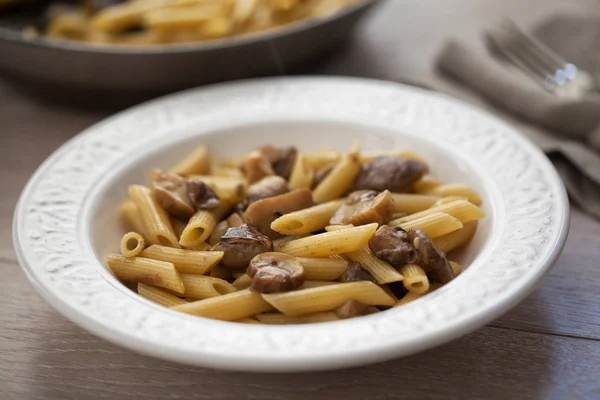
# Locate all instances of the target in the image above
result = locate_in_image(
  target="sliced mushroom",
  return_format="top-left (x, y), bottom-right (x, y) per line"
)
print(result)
top-left (257, 145), bottom-right (282, 164)
top-left (187, 178), bottom-right (220, 209)
top-left (329, 190), bottom-right (394, 226)
top-left (240, 151), bottom-right (274, 184)
top-left (258, 145), bottom-right (298, 180)
top-left (355, 156), bottom-right (428, 192)
top-left (368, 225), bottom-right (419, 267)
top-left (335, 299), bottom-right (369, 319)
top-left (247, 252), bottom-right (305, 293)
top-left (246, 175), bottom-right (289, 204)
top-left (151, 169), bottom-right (194, 218)
top-left (339, 262), bottom-right (376, 283)
top-left (219, 224), bottom-right (273, 269)
top-left (408, 229), bottom-right (455, 284)
top-left (313, 162), bottom-right (336, 187)
top-left (243, 188), bottom-right (313, 239)
top-left (227, 212), bottom-right (244, 227)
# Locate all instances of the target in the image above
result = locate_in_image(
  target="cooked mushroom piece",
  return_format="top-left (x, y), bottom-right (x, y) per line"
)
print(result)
top-left (368, 225), bottom-right (419, 267)
top-left (246, 176), bottom-right (289, 204)
top-left (243, 188), bottom-right (314, 239)
top-left (247, 252), bottom-right (305, 293)
top-left (187, 178), bottom-right (220, 209)
top-left (339, 262), bottom-right (376, 283)
top-left (258, 145), bottom-right (298, 180)
top-left (355, 156), bottom-right (428, 192)
top-left (257, 145), bottom-right (282, 164)
top-left (240, 151), bottom-right (274, 183)
top-left (219, 224), bottom-right (273, 269)
top-left (335, 299), bottom-right (370, 319)
top-left (313, 162), bottom-right (336, 187)
top-left (150, 169), bottom-right (194, 218)
top-left (408, 229), bottom-right (455, 284)
top-left (329, 190), bottom-right (394, 226)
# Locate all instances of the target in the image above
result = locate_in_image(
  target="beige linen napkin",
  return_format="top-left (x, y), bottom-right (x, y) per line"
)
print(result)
top-left (435, 16), bottom-right (600, 218)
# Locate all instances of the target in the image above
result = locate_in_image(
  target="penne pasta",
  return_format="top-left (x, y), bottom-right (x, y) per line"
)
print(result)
top-left (297, 257), bottom-right (349, 280)
top-left (450, 261), bottom-right (464, 276)
top-left (288, 153), bottom-right (315, 190)
top-left (278, 223), bottom-right (378, 257)
top-left (298, 281), bottom-right (339, 289)
top-left (312, 150), bottom-right (361, 203)
top-left (270, 199), bottom-right (345, 235)
top-left (273, 235), bottom-right (298, 251)
top-left (426, 183), bottom-right (482, 205)
top-left (180, 274), bottom-right (237, 300)
top-left (304, 150), bottom-right (341, 170)
top-left (256, 312), bottom-right (339, 324)
top-left (211, 165), bottom-right (244, 178)
top-left (398, 212), bottom-right (463, 238)
top-left (232, 273), bottom-right (253, 290)
top-left (389, 200), bottom-right (485, 226)
top-left (262, 281), bottom-right (395, 316)
top-left (144, 5), bottom-right (225, 31)
top-left (106, 254), bottom-right (185, 294)
top-left (43, 0), bottom-right (361, 46)
top-left (413, 174), bottom-right (443, 193)
top-left (120, 231), bottom-right (145, 258)
top-left (169, 144), bottom-right (210, 175)
top-left (433, 196), bottom-right (468, 206)
top-left (345, 246), bottom-right (404, 284)
top-left (128, 184), bottom-right (180, 248)
top-left (188, 175), bottom-right (246, 204)
top-left (109, 143), bottom-right (483, 324)
top-left (324, 224), bottom-right (404, 284)
top-left (179, 202), bottom-right (230, 247)
top-left (137, 283), bottom-right (187, 307)
top-left (184, 242), bottom-right (213, 251)
top-left (433, 220), bottom-right (478, 253)
top-left (395, 283), bottom-right (442, 307)
top-left (390, 193), bottom-right (440, 214)
top-left (119, 201), bottom-right (150, 242)
top-left (91, 1), bottom-right (167, 33)
top-left (140, 245), bottom-right (223, 274)
top-left (171, 289), bottom-right (273, 321)
top-left (399, 264), bottom-right (429, 294)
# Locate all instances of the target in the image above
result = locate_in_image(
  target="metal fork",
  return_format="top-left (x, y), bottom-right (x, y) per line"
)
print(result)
top-left (486, 19), bottom-right (596, 97)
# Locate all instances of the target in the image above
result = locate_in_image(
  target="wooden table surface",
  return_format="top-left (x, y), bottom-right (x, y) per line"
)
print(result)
top-left (2, 1), bottom-right (600, 399)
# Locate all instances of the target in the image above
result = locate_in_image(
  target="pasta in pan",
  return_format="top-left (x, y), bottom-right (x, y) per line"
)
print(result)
top-left (20, 0), bottom-right (359, 46)
top-left (106, 143), bottom-right (485, 324)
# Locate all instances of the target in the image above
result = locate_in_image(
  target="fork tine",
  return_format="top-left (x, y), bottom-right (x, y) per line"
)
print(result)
top-left (486, 27), bottom-right (557, 91)
top-left (502, 20), bottom-right (577, 80)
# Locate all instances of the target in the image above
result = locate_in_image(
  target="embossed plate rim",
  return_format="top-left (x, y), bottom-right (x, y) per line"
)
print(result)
top-left (13, 77), bottom-right (570, 371)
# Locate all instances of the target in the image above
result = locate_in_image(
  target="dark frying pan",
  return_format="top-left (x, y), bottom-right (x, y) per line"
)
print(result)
top-left (0, 0), bottom-right (380, 106)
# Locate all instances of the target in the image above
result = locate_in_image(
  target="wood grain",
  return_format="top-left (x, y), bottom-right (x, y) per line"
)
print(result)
top-left (1, 257), bottom-right (599, 400)
top-left (2, 0), bottom-right (600, 399)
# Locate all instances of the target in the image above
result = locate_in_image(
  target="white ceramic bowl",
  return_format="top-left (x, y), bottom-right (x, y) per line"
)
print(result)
top-left (13, 77), bottom-right (569, 372)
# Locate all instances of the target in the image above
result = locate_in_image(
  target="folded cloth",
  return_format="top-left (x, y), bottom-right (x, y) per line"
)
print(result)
top-left (434, 16), bottom-right (600, 219)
